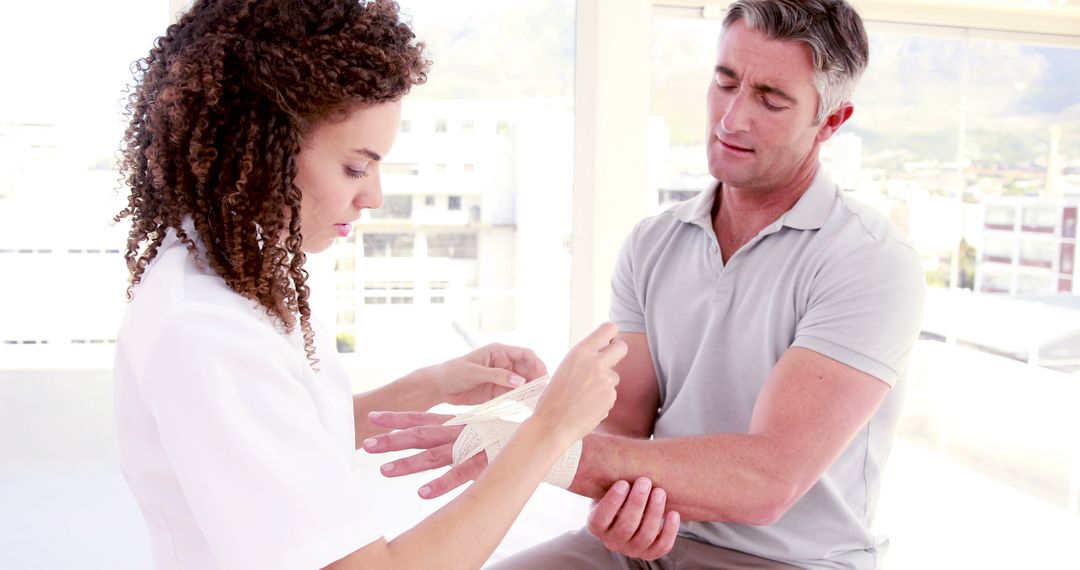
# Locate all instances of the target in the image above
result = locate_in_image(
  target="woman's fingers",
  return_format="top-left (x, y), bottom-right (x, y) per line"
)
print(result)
top-left (482, 344), bottom-right (548, 381)
top-left (470, 363), bottom-right (526, 389)
top-left (599, 337), bottom-right (628, 368)
top-left (580, 322), bottom-right (619, 351)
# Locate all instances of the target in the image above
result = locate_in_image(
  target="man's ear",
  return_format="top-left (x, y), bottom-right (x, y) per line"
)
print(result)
top-left (815, 102), bottom-right (855, 144)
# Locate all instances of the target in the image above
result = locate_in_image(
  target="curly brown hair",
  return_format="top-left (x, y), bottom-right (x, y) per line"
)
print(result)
top-left (116, 0), bottom-right (428, 365)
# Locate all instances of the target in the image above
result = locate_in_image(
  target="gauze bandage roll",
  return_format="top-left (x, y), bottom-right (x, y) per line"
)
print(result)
top-left (443, 375), bottom-right (582, 489)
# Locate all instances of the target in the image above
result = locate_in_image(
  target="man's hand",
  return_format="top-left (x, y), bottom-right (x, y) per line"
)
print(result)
top-left (587, 478), bottom-right (680, 561)
top-left (363, 411), bottom-right (489, 498)
top-left (431, 344), bottom-right (547, 406)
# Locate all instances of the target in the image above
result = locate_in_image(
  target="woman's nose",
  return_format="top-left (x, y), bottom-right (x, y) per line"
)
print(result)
top-left (355, 173), bottom-right (383, 210)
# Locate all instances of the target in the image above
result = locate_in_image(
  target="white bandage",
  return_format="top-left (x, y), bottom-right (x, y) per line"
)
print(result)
top-left (443, 375), bottom-right (582, 489)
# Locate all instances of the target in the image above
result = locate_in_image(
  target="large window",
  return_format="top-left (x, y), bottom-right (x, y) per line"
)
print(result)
top-left (427, 232), bottom-right (478, 259)
top-left (0, 2), bottom-right (168, 569)
top-left (368, 194), bottom-right (413, 220)
top-left (332, 0), bottom-right (576, 383)
top-left (362, 232), bottom-right (415, 257)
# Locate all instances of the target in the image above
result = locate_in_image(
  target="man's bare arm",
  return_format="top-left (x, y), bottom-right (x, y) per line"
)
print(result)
top-left (596, 332), bottom-right (660, 438)
top-left (362, 343), bottom-right (887, 526)
top-left (570, 346), bottom-right (890, 525)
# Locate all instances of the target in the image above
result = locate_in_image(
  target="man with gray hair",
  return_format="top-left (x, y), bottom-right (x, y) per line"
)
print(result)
top-left (364, 1), bottom-right (924, 567)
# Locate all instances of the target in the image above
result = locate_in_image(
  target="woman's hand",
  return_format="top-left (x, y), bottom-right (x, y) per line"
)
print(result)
top-left (430, 343), bottom-right (547, 406)
top-left (364, 324), bottom-right (625, 498)
top-left (530, 322), bottom-right (627, 444)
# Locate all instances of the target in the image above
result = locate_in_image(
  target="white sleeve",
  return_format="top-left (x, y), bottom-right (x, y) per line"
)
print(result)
top-left (138, 304), bottom-right (382, 570)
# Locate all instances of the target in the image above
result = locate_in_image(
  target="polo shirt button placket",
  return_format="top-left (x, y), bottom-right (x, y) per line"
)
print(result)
top-left (714, 261), bottom-right (732, 300)
top-left (707, 242), bottom-right (723, 276)
top-left (708, 240), bottom-right (725, 280)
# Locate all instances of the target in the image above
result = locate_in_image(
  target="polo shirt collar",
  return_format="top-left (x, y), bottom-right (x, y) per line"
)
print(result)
top-left (673, 166), bottom-right (836, 232)
top-left (779, 168), bottom-right (836, 231)
top-left (673, 184), bottom-right (716, 230)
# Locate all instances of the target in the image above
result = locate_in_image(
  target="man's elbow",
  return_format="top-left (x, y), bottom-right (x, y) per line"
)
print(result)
top-left (745, 493), bottom-right (797, 526)
top-left (726, 481), bottom-right (804, 526)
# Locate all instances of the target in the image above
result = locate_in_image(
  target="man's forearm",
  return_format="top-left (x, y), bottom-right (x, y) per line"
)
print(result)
top-left (569, 433), bottom-right (800, 525)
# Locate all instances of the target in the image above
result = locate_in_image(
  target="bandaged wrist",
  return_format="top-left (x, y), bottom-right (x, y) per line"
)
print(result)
top-left (444, 376), bottom-right (582, 489)
top-left (451, 419), bottom-right (582, 489)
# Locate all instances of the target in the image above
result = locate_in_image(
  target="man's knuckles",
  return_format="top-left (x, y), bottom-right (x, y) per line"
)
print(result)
top-left (607, 522), bottom-right (638, 544)
top-left (422, 445), bottom-right (448, 464)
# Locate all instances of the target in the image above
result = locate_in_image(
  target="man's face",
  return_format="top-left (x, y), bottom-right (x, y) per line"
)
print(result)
top-left (705, 20), bottom-right (835, 192)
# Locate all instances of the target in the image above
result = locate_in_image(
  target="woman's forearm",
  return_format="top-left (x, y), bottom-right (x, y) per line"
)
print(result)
top-left (329, 417), bottom-right (571, 569)
top-left (383, 418), bottom-right (569, 568)
top-left (332, 322), bottom-right (622, 569)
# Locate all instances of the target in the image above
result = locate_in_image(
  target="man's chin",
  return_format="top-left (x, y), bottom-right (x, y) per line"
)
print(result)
top-left (708, 164), bottom-right (755, 187)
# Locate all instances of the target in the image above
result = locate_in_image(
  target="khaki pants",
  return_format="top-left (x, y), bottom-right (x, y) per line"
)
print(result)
top-left (487, 529), bottom-right (803, 570)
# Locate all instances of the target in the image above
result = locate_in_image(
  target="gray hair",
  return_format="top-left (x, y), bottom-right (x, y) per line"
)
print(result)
top-left (722, 0), bottom-right (869, 124)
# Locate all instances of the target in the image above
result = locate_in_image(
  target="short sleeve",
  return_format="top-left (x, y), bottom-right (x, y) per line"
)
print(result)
top-left (610, 225), bottom-right (646, 333)
top-left (138, 305), bottom-right (382, 570)
top-left (792, 239), bottom-right (926, 386)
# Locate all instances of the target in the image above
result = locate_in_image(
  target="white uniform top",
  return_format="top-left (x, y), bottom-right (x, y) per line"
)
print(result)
top-left (114, 224), bottom-right (381, 570)
top-left (610, 168), bottom-right (925, 569)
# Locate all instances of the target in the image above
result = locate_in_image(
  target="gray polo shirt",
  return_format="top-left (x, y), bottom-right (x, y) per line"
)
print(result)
top-left (610, 168), bottom-right (925, 569)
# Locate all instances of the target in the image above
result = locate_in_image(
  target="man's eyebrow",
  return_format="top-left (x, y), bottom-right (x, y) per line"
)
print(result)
top-left (756, 84), bottom-right (797, 104)
top-left (714, 65), bottom-right (798, 104)
top-left (351, 148), bottom-right (382, 161)
top-left (715, 65), bottom-right (738, 80)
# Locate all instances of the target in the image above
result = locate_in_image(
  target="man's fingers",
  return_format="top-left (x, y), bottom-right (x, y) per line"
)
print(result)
top-left (379, 443), bottom-right (454, 478)
top-left (587, 480), bottom-right (631, 535)
top-left (362, 423), bottom-right (462, 453)
top-left (641, 511), bottom-right (681, 561)
top-left (605, 477), bottom-right (653, 546)
top-left (418, 454), bottom-right (487, 499)
top-left (625, 486), bottom-right (668, 554)
top-left (368, 411), bottom-right (454, 429)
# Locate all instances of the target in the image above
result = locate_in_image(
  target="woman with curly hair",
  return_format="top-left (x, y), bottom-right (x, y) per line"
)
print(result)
top-left (112, 0), bottom-right (626, 568)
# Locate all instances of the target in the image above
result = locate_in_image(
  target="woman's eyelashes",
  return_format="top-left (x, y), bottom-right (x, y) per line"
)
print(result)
top-left (345, 165), bottom-right (368, 179)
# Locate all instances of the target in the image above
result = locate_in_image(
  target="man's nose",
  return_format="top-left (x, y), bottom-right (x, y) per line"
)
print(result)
top-left (720, 90), bottom-right (751, 134)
